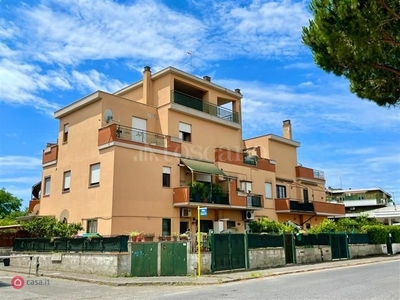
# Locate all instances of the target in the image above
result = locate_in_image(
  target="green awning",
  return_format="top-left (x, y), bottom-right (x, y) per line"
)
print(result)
top-left (181, 158), bottom-right (226, 176)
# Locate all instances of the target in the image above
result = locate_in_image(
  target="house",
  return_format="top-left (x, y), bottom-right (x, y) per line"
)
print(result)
top-left (30, 66), bottom-right (344, 236)
top-left (327, 187), bottom-right (395, 222)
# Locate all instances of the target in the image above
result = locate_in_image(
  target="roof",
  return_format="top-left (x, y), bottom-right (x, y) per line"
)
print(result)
top-left (328, 188), bottom-right (392, 197)
top-left (245, 134), bottom-right (300, 147)
top-left (114, 66), bottom-right (242, 99)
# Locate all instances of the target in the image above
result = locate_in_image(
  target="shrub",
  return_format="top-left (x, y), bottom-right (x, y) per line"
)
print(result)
top-left (248, 218), bottom-right (293, 234)
top-left (387, 226), bottom-right (400, 243)
top-left (336, 218), bottom-right (359, 233)
top-left (20, 216), bottom-right (83, 238)
top-left (308, 219), bottom-right (337, 234)
top-left (361, 225), bottom-right (388, 244)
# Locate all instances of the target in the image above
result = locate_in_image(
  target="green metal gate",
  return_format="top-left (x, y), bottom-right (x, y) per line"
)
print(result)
top-left (211, 233), bottom-right (246, 272)
top-left (131, 242), bottom-right (158, 277)
top-left (160, 242), bottom-right (187, 276)
top-left (330, 233), bottom-right (348, 259)
top-left (284, 234), bottom-right (295, 264)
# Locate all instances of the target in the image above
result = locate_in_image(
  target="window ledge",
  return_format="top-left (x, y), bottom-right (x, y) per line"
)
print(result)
top-left (62, 190), bottom-right (70, 194)
top-left (89, 184), bottom-right (100, 188)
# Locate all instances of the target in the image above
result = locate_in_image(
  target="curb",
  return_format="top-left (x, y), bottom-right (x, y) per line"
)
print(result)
top-left (1, 256), bottom-right (398, 287)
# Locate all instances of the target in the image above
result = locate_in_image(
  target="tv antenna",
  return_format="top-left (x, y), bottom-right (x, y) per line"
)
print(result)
top-left (185, 51), bottom-right (194, 71)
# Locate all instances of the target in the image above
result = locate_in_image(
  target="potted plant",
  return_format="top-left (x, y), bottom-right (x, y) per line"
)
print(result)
top-left (143, 233), bottom-right (155, 242)
top-left (202, 184), bottom-right (211, 203)
top-left (179, 233), bottom-right (189, 240)
top-left (172, 232), bottom-right (179, 241)
top-left (189, 181), bottom-right (204, 202)
top-left (212, 185), bottom-right (224, 203)
top-left (129, 231), bottom-right (142, 242)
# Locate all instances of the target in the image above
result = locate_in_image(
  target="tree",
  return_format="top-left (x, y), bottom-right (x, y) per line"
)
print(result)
top-left (0, 188), bottom-right (22, 218)
top-left (302, 0), bottom-right (400, 106)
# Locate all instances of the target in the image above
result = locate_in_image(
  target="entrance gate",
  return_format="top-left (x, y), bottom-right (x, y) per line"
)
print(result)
top-left (211, 233), bottom-right (246, 272)
top-left (330, 233), bottom-right (348, 259)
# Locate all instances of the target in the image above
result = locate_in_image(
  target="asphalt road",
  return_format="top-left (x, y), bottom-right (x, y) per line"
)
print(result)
top-left (0, 260), bottom-right (399, 299)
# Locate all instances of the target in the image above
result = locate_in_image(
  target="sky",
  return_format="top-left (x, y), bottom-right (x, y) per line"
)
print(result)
top-left (0, 0), bottom-right (399, 209)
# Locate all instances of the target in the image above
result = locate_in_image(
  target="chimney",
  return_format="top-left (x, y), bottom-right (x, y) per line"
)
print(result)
top-left (203, 76), bottom-right (211, 82)
top-left (143, 66), bottom-right (152, 105)
top-left (283, 120), bottom-right (292, 140)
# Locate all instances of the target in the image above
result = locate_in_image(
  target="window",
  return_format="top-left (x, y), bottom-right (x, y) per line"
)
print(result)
top-left (276, 185), bottom-right (287, 198)
top-left (87, 219), bottom-right (98, 233)
top-left (227, 221), bottom-right (236, 229)
top-left (63, 171), bottom-right (71, 192)
top-left (241, 181), bottom-right (252, 193)
top-left (162, 167), bottom-right (171, 187)
top-left (63, 123), bottom-right (69, 143)
top-left (90, 163), bottom-right (100, 186)
top-left (44, 177), bottom-right (51, 196)
top-left (265, 182), bottom-right (272, 198)
top-left (162, 218), bottom-right (171, 237)
top-left (303, 189), bottom-right (309, 203)
top-left (179, 122), bottom-right (191, 142)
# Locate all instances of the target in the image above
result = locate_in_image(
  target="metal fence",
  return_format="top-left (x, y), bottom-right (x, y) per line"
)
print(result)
top-left (248, 233), bottom-right (284, 248)
top-left (13, 235), bottom-right (129, 253)
top-left (295, 233), bottom-right (331, 246)
top-left (347, 233), bottom-right (370, 244)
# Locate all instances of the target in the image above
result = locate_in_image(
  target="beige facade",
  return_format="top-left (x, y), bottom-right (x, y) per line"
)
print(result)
top-left (33, 66), bottom-right (344, 237)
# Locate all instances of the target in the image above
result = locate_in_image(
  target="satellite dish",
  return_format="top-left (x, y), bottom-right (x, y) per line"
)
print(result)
top-left (103, 109), bottom-right (113, 124)
top-left (60, 209), bottom-right (69, 223)
top-left (31, 204), bottom-right (40, 216)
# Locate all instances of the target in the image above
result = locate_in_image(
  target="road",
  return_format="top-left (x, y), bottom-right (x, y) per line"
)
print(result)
top-left (0, 261), bottom-right (399, 299)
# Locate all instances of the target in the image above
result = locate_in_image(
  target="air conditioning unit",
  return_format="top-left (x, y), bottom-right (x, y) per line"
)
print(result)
top-left (181, 208), bottom-right (192, 218)
top-left (244, 210), bottom-right (255, 221)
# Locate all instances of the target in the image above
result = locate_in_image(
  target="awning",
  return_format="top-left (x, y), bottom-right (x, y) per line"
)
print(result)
top-left (180, 158), bottom-right (226, 176)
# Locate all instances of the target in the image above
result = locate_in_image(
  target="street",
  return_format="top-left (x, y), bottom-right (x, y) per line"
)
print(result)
top-left (0, 260), bottom-right (399, 299)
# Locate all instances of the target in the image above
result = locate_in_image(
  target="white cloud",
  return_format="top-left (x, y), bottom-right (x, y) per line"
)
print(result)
top-left (298, 81), bottom-right (313, 87)
top-left (0, 156), bottom-right (42, 170)
top-left (71, 70), bottom-right (126, 94)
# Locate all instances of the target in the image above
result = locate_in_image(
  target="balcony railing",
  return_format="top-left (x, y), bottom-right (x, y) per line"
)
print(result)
top-left (116, 125), bottom-right (166, 147)
top-left (172, 90), bottom-right (239, 123)
top-left (247, 195), bottom-right (262, 208)
top-left (289, 200), bottom-right (314, 212)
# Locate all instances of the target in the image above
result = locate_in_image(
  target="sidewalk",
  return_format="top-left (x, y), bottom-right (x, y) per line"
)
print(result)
top-left (0, 255), bottom-right (398, 287)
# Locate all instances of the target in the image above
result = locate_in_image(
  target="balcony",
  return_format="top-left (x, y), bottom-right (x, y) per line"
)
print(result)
top-left (296, 166), bottom-right (325, 181)
top-left (173, 186), bottom-right (263, 209)
top-left (171, 90), bottom-right (240, 124)
top-left (42, 144), bottom-right (58, 166)
top-left (98, 124), bottom-right (181, 154)
top-left (275, 198), bottom-right (345, 216)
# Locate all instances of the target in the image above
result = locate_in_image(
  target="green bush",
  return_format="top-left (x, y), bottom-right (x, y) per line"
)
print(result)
top-left (361, 225), bottom-right (388, 244)
top-left (20, 216), bottom-right (83, 238)
top-left (336, 218), bottom-right (359, 233)
top-left (248, 218), bottom-right (293, 234)
top-left (387, 226), bottom-right (400, 243)
top-left (308, 219), bottom-right (337, 234)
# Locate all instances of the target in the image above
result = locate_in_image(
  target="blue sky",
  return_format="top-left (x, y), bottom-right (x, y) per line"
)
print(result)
top-left (0, 0), bottom-right (399, 209)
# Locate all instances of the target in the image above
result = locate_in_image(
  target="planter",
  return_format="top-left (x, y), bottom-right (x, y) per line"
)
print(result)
top-left (144, 236), bottom-right (154, 242)
top-left (165, 236), bottom-right (171, 241)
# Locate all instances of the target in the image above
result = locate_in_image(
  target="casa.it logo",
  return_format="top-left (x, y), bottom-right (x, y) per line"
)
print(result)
top-left (11, 276), bottom-right (25, 289)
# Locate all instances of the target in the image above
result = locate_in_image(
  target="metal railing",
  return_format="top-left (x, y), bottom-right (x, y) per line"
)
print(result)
top-left (247, 195), bottom-right (262, 208)
top-left (289, 200), bottom-right (314, 212)
top-left (116, 125), bottom-right (166, 147)
top-left (172, 90), bottom-right (239, 123)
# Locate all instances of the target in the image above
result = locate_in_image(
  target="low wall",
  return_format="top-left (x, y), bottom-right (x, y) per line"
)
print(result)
top-left (0, 247), bottom-right (12, 261)
top-left (348, 244), bottom-right (387, 258)
top-left (9, 252), bottom-right (130, 277)
top-left (296, 246), bottom-right (331, 264)
top-left (249, 248), bottom-right (285, 269)
top-left (392, 243), bottom-right (400, 254)
top-left (187, 251), bottom-right (212, 275)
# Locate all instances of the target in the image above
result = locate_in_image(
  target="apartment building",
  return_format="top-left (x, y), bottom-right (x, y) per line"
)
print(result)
top-left (326, 187), bottom-right (392, 216)
top-left (31, 66), bottom-right (344, 236)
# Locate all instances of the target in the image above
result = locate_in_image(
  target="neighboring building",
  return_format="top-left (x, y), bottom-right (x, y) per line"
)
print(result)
top-left (30, 66), bottom-right (344, 236)
top-left (327, 188), bottom-right (392, 213)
